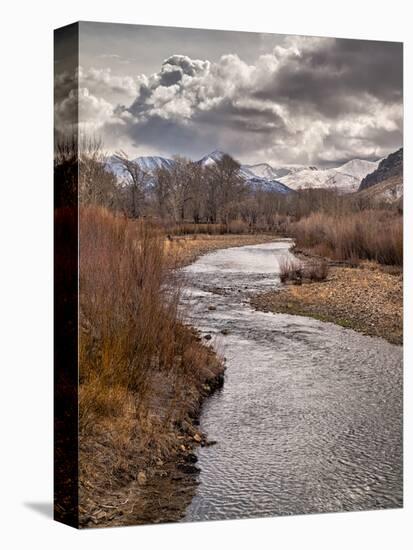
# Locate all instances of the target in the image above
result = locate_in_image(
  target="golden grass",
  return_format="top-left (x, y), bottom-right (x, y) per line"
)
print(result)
top-left (289, 210), bottom-right (403, 266)
top-left (78, 207), bottom-right (224, 524)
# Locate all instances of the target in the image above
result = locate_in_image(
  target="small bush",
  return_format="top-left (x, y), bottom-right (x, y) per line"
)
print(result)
top-left (279, 257), bottom-right (329, 284)
top-left (279, 257), bottom-right (303, 284)
top-left (305, 260), bottom-right (329, 281)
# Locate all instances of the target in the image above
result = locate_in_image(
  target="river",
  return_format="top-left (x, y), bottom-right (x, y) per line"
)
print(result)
top-left (179, 240), bottom-right (403, 521)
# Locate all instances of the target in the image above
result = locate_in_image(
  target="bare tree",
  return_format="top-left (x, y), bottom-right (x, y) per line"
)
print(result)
top-left (186, 162), bottom-right (205, 224)
top-left (153, 166), bottom-right (170, 220)
top-left (152, 157), bottom-right (194, 223)
top-left (168, 157), bottom-right (195, 222)
top-left (79, 136), bottom-right (118, 208)
top-left (205, 154), bottom-right (247, 227)
top-left (113, 151), bottom-right (149, 218)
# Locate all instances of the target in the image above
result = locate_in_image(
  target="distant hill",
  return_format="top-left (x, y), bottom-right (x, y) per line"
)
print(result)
top-left (356, 175), bottom-right (403, 207)
top-left (358, 148), bottom-right (403, 191)
top-left (107, 150), bottom-right (294, 195)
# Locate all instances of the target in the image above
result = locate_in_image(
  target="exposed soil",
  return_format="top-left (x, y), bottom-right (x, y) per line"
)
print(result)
top-left (251, 259), bottom-right (402, 345)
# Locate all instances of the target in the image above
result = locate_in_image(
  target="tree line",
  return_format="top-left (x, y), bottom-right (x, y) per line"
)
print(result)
top-left (56, 137), bottom-right (398, 233)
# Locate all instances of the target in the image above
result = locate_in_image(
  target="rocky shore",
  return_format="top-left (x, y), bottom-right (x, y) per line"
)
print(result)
top-left (251, 259), bottom-right (402, 345)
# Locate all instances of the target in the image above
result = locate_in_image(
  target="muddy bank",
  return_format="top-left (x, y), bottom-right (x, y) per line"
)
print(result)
top-left (251, 259), bottom-right (402, 345)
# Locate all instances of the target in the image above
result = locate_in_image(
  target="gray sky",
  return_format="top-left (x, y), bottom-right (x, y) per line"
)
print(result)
top-left (55, 21), bottom-right (403, 167)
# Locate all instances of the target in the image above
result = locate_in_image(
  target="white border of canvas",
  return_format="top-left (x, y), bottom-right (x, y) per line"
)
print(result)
top-left (1, 1), bottom-right (410, 548)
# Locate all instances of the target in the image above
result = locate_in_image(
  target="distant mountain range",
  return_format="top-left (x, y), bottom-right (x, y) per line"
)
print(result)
top-left (107, 149), bottom-right (402, 197)
top-left (277, 158), bottom-right (380, 192)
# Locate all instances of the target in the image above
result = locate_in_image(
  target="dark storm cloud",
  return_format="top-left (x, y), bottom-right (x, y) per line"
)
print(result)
top-left (193, 98), bottom-right (287, 134)
top-left (66, 27), bottom-right (403, 165)
top-left (255, 38), bottom-right (403, 117)
top-left (125, 115), bottom-right (217, 158)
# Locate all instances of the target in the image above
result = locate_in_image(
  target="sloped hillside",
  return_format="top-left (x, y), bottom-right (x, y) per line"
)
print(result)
top-left (357, 175), bottom-right (403, 206)
top-left (359, 148), bottom-right (403, 191)
top-left (279, 159), bottom-right (378, 192)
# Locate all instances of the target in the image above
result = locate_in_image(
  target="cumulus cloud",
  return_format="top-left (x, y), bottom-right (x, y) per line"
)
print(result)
top-left (55, 85), bottom-right (116, 135)
top-left (78, 67), bottom-right (140, 102)
top-left (56, 36), bottom-right (403, 165)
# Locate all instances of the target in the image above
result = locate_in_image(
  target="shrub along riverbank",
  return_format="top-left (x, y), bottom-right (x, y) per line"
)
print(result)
top-left (251, 259), bottom-right (403, 345)
top-left (250, 208), bottom-right (403, 344)
top-left (79, 207), bottom-right (226, 526)
top-left (285, 210), bottom-right (402, 267)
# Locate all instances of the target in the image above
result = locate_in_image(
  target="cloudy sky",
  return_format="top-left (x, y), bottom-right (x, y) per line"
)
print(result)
top-left (55, 22), bottom-right (403, 167)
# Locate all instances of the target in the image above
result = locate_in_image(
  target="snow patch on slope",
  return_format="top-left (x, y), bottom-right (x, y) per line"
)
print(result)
top-left (279, 159), bottom-right (380, 193)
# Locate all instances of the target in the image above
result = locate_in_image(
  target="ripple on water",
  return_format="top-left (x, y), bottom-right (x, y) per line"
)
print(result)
top-left (179, 242), bottom-right (402, 522)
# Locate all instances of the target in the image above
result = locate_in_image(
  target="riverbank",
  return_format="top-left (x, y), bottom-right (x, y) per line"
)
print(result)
top-left (79, 211), bottom-right (238, 528)
top-left (79, 332), bottom-right (224, 527)
top-left (79, 225), bottom-right (276, 528)
top-left (251, 259), bottom-right (402, 345)
top-left (165, 233), bottom-right (279, 268)
top-left (180, 239), bottom-right (403, 520)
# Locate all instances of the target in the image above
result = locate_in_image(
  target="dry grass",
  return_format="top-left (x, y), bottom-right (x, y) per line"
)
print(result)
top-left (79, 207), bottom-right (224, 525)
top-left (305, 259), bottom-right (330, 281)
top-left (164, 220), bottom-right (252, 236)
top-left (279, 258), bottom-right (303, 283)
top-left (288, 210), bottom-right (403, 266)
top-left (279, 257), bottom-right (329, 284)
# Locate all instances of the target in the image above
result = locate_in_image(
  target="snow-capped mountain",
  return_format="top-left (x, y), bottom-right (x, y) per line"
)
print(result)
top-left (199, 150), bottom-right (226, 167)
top-left (245, 163), bottom-right (310, 180)
top-left (106, 155), bottom-right (175, 182)
top-left (358, 148), bottom-right (402, 191)
top-left (356, 149), bottom-right (403, 205)
top-left (278, 159), bottom-right (380, 193)
top-left (198, 151), bottom-right (293, 194)
top-left (106, 150), bottom-right (380, 195)
top-left (243, 163), bottom-right (277, 180)
top-left (133, 155), bottom-right (175, 172)
top-left (245, 177), bottom-right (293, 195)
top-left (335, 159), bottom-right (380, 181)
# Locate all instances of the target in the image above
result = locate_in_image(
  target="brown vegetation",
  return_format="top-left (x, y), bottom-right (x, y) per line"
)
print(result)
top-left (286, 210), bottom-right (402, 266)
top-left (279, 258), bottom-right (303, 283)
top-left (55, 136), bottom-right (403, 525)
top-left (279, 257), bottom-right (329, 284)
top-left (78, 207), bottom-right (224, 526)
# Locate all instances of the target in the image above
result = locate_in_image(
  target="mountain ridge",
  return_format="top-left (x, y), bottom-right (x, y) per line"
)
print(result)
top-left (358, 148), bottom-right (403, 191)
top-left (278, 158), bottom-right (379, 192)
top-left (106, 149), bottom-right (401, 195)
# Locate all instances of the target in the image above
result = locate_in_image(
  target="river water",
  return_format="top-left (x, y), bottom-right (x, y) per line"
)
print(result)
top-left (179, 241), bottom-right (403, 521)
